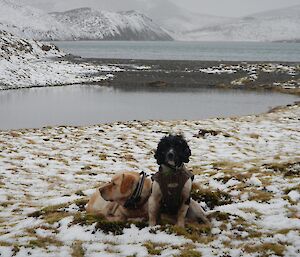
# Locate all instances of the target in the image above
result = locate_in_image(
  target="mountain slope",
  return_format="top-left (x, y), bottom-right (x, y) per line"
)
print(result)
top-left (0, 0), bottom-right (172, 41)
top-left (50, 8), bottom-right (172, 41)
top-left (183, 5), bottom-right (300, 42)
top-left (0, 30), bottom-right (114, 89)
top-left (0, 0), bottom-right (77, 40)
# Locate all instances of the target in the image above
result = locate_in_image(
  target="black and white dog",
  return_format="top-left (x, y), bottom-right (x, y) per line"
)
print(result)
top-left (149, 134), bottom-right (209, 227)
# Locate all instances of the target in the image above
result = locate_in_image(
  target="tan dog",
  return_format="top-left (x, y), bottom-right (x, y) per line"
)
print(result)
top-left (86, 171), bottom-right (152, 221)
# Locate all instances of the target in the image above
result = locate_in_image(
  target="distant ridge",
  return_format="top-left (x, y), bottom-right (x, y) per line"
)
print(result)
top-left (180, 4), bottom-right (300, 41)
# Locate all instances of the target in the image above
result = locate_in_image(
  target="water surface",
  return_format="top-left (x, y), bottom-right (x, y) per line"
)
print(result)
top-left (0, 85), bottom-right (297, 130)
top-left (53, 41), bottom-right (300, 62)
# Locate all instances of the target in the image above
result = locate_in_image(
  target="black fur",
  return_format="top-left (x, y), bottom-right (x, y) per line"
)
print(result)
top-left (154, 134), bottom-right (191, 167)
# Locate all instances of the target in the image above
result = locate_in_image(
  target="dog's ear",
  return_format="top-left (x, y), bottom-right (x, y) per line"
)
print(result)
top-left (154, 137), bottom-right (167, 165)
top-left (120, 174), bottom-right (135, 194)
top-left (179, 136), bottom-right (191, 163)
top-left (183, 143), bottom-right (191, 163)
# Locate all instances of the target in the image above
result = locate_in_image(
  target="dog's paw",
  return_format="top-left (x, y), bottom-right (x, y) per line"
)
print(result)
top-left (176, 221), bottom-right (185, 228)
top-left (149, 220), bottom-right (157, 226)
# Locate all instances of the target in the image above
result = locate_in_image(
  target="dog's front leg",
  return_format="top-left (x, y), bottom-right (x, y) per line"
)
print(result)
top-left (176, 179), bottom-right (192, 227)
top-left (148, 181), bottom-right (162, 226)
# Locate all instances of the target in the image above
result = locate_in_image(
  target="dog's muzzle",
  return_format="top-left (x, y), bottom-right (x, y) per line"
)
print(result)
top-left (166, 148), bottom-right (175, 162)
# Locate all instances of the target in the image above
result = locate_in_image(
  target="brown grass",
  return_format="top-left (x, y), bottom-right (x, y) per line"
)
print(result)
top-left (243, 242), bottom-right (285, 256)
top-left (71, 241), bottom-right (85, 257)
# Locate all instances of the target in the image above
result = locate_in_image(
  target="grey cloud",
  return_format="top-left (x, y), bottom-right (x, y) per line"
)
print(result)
top-left (20, 0), bottom-right (300, 17)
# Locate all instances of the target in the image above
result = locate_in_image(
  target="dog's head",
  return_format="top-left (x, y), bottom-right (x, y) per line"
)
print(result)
top-left (154, 134), bottom-right (191, 168)
top-left (99, 172), bottom-right (138, 204)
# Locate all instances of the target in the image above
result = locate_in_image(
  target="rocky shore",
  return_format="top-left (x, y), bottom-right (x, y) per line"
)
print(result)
top-left (68, 57), bottom-right (300, 95)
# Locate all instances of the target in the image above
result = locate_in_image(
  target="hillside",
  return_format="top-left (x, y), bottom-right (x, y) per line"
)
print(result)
top-left (0, 0), bottom-right (77, 40)
top-left (0, 0), bottom-right (172, 41)
top-left (0, 30), bottom-right (117, 89)
top-left (50, 8), bottom-right (172, 41)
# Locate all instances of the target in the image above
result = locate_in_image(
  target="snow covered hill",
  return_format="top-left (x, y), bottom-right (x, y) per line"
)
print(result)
top-left (0, 30), bottom-right (117, 89)
top-left (0, 0), bottom-right (77, 40)
top-left (50, 8), bottom-right (172, 41)
top-left (0, 0), bottom-right (172, 41)
top-left (183, 5), bottom-right (300, 42)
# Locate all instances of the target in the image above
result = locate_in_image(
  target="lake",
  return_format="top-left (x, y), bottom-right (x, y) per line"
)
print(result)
top-left (53, 41), bottom-right (300, 62)
top-left (0, 85), bottom-right (297, 130)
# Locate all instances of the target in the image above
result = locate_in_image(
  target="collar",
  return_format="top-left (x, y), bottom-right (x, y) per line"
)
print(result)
top-left (124, 171), bottom-right (147, 209)
top-left (162, 163), bottom-right (184, 172)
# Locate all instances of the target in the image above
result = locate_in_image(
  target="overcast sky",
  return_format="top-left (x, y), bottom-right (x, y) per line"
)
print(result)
top-left (20, 0), bottom-right (300, 17)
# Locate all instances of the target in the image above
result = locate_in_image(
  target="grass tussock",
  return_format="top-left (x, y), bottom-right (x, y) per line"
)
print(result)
top-left (143, 241), bottom-right (168, 255)
top-left (265, 161), bottom-right (300, 177)
top-left (28, 202), bottom-right (71, 224)
top-left (243, 242), bottom-right (285, 256)
top-left (207, 211), bottom-right (231, 221)
top-left (174, 243), bottom-right (202, 257)
top-left (211, 160), bottom-right (245, 170)
top-left (72, 213), bottom-right (148, 235)
top-left (71, 241), bottom-right (85, 257)
top-left (29, 236), bottom-right (63, 249)
top-left (191, 184), bottom-right (232, 208)
top-left (154, 223), bottom-right (211, 243)
top-left (248, 190), bottom-right (273, 203)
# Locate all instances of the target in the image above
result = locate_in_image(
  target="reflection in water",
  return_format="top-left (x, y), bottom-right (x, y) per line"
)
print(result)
top-left (0, 85), bottom-right (297, 130)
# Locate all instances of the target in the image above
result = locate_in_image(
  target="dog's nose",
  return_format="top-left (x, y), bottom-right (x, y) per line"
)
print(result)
top-left (167, 151), bottom-right (175, 160)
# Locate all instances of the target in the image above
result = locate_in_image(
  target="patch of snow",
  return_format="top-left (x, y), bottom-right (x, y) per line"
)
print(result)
top-left (288, 190), bottom-right (300, 202)
top-left (247, 175), bottom-right (262, 187)
top-left (0, 30), bottom-right (119, 89)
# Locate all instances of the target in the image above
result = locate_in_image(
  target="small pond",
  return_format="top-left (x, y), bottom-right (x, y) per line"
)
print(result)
top-left (0, 85), bottom-right (297, 130)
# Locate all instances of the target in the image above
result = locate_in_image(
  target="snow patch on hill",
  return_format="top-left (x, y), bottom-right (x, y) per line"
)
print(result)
top-left (0, 0), bottom-right (77, 40)
top-left (0, 0), bottom-right (172, 41)
top-left (0, 30), bottom-right (116, 89)
top-left (50, 8), bottom-right (172, 41)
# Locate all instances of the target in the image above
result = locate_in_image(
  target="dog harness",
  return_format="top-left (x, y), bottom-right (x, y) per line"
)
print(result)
top-left (124, 171), bottom-right (147, 209)
top-left (152, 166), bottom-right (194, 215)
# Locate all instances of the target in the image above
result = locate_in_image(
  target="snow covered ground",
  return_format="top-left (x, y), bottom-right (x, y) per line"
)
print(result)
top-left (0, 30), bottom-right (123, 90)
top-left (0, 103), bottom-right (299, 256)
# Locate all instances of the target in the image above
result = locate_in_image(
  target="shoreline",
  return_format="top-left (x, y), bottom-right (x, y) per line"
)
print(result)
top-left (61, 56), bottom-right (300, 95)
top-left (0, 57), bottom-right (299, 131)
